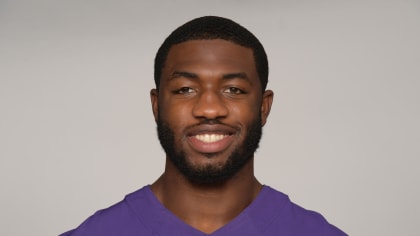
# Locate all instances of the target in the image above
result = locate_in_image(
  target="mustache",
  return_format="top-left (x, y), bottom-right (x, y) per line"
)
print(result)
top-left (197, 118), bottom-right (223, 125)
top-left (187, 118), bottom-right (238, 131)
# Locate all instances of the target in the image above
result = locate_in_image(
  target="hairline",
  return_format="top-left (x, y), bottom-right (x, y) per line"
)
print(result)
top-left (154, 16), bottom-right (269, 93)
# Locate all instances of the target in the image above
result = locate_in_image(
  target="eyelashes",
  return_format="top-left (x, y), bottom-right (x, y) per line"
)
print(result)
top-left (174, 87), bottom-right (195, 94)
top-left (172, 86), bottom-right (247, 96)
top-left (223, 87), bottom-right (246, 95)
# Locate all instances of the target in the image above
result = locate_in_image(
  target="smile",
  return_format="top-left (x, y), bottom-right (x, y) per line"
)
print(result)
top-left (194, 134), bottom-right (228, 143)
top-left (187, 132), bottom-right (235, 154)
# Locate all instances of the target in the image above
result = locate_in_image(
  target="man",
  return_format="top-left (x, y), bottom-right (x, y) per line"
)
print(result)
top-left (61, 16), bottom-right (347, 235)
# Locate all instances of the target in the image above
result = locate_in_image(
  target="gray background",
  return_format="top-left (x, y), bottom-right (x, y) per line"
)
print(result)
top-left (1, 0), bottom-right (419, 235)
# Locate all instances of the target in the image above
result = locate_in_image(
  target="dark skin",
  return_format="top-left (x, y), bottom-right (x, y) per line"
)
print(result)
top-left (150, 39), bottom-right (273, 234)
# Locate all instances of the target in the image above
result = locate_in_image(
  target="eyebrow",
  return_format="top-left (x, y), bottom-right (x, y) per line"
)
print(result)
top-left (170, 71), bottom-right (250, 81)
top-left (222, 72), bottom-right (249, 80)
top-left (170, 71), bottom-right (198, 80)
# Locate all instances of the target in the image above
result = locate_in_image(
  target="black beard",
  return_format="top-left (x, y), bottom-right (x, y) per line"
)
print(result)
top-left (157, 115), bottom-right (262, 185)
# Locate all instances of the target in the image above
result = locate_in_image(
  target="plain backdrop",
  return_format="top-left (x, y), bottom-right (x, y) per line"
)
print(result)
top-left (1, 0), bottom-right (419, 235)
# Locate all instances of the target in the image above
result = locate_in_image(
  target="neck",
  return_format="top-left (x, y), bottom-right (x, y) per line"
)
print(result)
top-left (151, 157), bottom-right (262, 234)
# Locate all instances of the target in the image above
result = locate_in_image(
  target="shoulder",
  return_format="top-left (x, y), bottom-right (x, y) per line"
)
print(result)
top-left (60, 186), bottom-right (154, 236)
top-left (253, 186), bottom-right (347, 236)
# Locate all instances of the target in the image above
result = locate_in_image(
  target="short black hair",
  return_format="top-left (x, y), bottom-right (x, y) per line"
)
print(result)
top-left (154, 16), bottom-right (268, 92)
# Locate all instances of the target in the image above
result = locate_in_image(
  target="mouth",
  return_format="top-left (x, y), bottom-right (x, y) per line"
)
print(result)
top-left (194, 133), bottom-right (229, 143)
top-left (186, 125), bottom-right (236, 154)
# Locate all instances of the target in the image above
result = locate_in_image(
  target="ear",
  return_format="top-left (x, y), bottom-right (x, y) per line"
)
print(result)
top-left (260, 90), bottom-right (274, 126)
top-left (150, 89), bottom-right (159, 122)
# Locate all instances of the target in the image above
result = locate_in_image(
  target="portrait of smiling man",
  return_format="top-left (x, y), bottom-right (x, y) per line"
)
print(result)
top-left (61, 16), bottom-right (347, 236)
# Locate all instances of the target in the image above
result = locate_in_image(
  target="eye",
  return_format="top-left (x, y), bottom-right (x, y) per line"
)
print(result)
top-left (223, 87), bottom-right (245, 94)
top-left (175, 87), bottom-right (195, 94)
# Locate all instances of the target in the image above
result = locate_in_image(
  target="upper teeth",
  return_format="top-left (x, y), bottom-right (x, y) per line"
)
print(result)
top-left (195, 134), bottom-right (227, 143)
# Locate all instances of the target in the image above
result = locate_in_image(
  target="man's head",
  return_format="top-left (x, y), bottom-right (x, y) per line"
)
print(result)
top-left (151, 16), bottom-right (273, 185)
top-left (154, 16), bottom-right (268, 92)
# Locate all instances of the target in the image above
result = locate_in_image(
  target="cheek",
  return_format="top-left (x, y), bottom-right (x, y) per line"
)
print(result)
top-left (159, 101), bottom-right (192, 129)
top-left (229, 100), bottom-right (261, 122)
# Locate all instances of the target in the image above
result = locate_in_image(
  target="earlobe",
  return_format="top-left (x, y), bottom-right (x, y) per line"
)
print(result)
top-left (260, 90), bottom-right (274, 126)
top-left (150, 89), bottom-right (159, 122)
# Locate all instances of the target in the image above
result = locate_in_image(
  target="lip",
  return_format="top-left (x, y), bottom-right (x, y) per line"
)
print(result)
top-left (186, 124), bottom-right (237, 154)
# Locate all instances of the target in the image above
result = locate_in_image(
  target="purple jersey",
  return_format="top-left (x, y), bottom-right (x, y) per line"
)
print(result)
top-left (60, 185), bottom-right (347, 235)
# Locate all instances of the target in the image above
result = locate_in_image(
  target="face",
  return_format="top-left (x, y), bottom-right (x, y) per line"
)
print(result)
top-left (151, 39), bottom-right (273, 184)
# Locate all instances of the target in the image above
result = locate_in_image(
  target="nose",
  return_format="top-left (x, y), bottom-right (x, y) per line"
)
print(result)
top-left (192, 91), bottom-right (228, 120)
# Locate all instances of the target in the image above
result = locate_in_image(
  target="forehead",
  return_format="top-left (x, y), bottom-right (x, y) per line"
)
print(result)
top-left (162, 39), bottom-right (258, 80)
